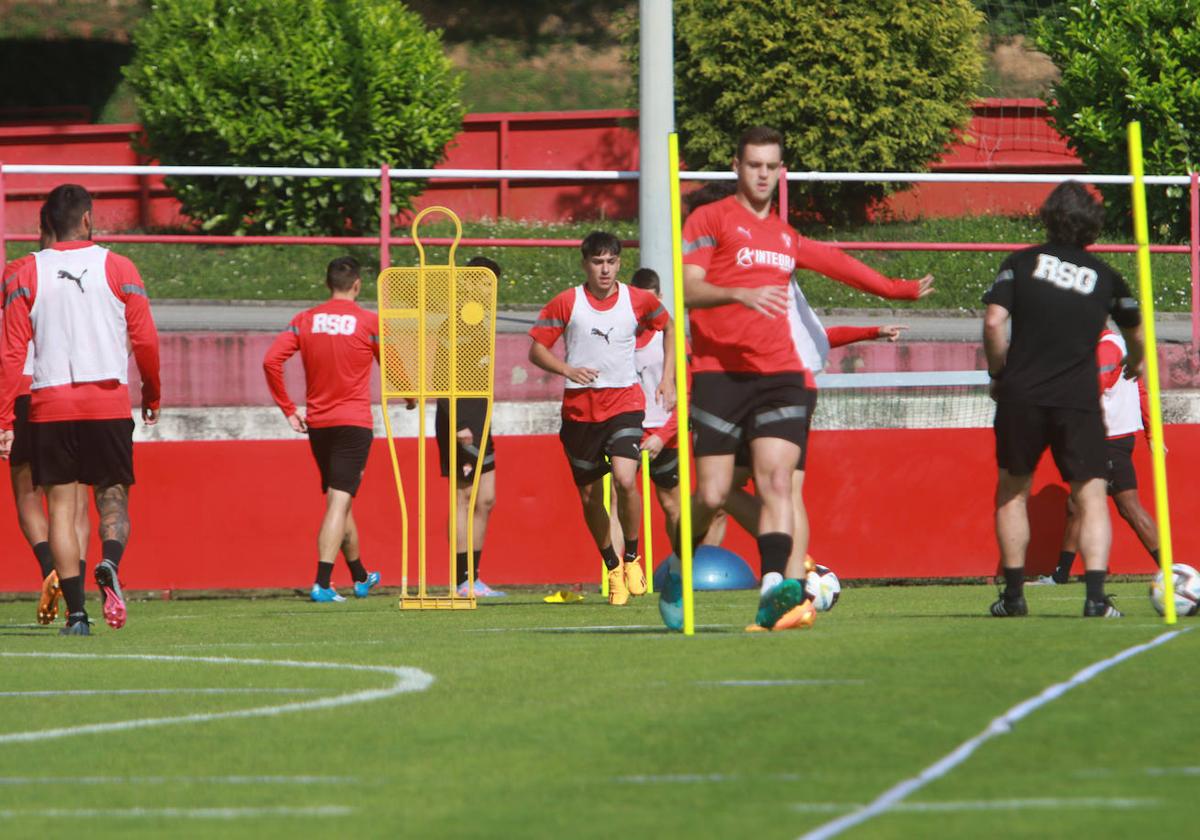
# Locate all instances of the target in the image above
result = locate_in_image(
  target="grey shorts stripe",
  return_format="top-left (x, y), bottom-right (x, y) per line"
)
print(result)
top-left (608, 427), bottom-right (643, 443)
top-left (691, 405), bottom-right (744, 440)
top-left (651, 454), bottom-right (679, 474)
top-left (460, 443), bottom-right (495, 467)
top-left (753, 405), bottom-right (807, 429)
top-left (568, 454), bottom-right (603, 472)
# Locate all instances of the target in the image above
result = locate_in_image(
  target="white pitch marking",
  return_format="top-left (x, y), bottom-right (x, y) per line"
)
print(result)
top-left (0, 688), bottom-right (319, 698)
top-left (699, 680), bottom-right (866, 687)
top-left (792, 797), bottom-right (1156, 814)
top-left (0, 775), bottom-right (359, 786)
top-left (616, 773), bottom-right (805, 784)
top-left (0, 652), bottom-right (434, 745)
top-left (797, 627), bottom-right (1192, 840)
top-left (0, 806), bottom-right (352, 820)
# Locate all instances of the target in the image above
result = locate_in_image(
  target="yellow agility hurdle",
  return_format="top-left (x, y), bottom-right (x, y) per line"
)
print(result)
top-left (377, 207), bottom-right (498, 610)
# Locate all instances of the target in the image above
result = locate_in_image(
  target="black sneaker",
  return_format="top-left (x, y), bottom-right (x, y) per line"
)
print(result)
top-left (989, 590), bottom-right (1028, 617)
top-left (59, 612), bottom-right (91, 637)
top-left (1084, 596), bottom-right (1123, 618)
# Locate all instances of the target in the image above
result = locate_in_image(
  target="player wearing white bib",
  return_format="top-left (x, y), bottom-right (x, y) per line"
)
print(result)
top-left (528, 232), bottom-right (674, 605)
top-left (1040, 328), bottom-right (1159, 584)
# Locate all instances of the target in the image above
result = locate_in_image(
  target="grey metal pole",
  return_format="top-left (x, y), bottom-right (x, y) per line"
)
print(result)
top-left (638, 0), bottom-right (676, 315)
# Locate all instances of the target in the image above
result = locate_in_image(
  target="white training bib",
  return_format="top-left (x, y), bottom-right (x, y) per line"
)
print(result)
top-left (787, 281), bottom-right (829, 373)
top-left (1099, 331), bottom-right (1141, 437)
top-left (635, 330), bottom-right (668, 429)
top-left (30, 245), bottom-right (130, 389)
top-left (563, 283), bottom-right (639, 391)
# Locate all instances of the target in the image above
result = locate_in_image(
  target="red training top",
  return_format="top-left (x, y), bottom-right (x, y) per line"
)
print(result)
top-left (1, 253), bottom-right (36, 397)
top-left (529, 283), bottom-right (669, 423)
top-left (0, 242), bottom-right (160, 426)
top-left (683, 195), bottom-right (919, 374)
top-left (263, 299), bottom-right (379, 429)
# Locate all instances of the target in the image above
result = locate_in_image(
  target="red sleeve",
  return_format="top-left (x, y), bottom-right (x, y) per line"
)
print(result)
top-left (794, 237), bottom-right (920, 300)
top-left (528, 289), bottom-right (575, 348)
top-left (1096, 338), bottom-right (1124, 392)
top-left (630, 286), bottom-right (669, 331)
top-left (1138, 376), bottom-right (1151, 443)
top-left (826, 325), bottom-right (881, 348)
top-left (106, 253), bottom-right (161, 410)
top-left (681, 204), bottom-right (718, 271)
top-left (263, 317), bottom-right (302, 417)
top-left (0, 262), bottom-right (36, 428)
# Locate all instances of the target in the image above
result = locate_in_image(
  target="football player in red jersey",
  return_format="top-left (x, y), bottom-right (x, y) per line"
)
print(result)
top-left (264, 256), bottom-right (388, 603)
top-left (1, 184), bottom-right (161, 635)
top-left (677, 126), bottom-right (932, 631)
top-left (529, 232), bottom-right (674, 605)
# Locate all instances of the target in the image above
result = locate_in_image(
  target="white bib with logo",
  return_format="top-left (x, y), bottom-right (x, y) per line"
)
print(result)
top-left (563, 284), bottom-right (638, 390)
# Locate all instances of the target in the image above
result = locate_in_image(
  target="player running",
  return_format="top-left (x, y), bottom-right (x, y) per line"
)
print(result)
top-left (528, 232), bottom-right (674, 605)
top-left (436, 256), bottom-right (505, 597)
top-left (678, 125), bottom-right (933, 632)
top-left (0, 184), bottom-right (161, 636)
top-left (1038, 327), bottom-right (1159, 584)
top-left (2, 212), bottom-right (92, 625)
top-left (983, 181), bottom-right (1143, 618)
top-left (263, 256), bottom-right (385, 603)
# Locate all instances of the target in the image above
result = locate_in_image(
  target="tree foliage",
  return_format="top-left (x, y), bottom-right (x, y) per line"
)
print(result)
top-left (125, 0), bottom-right (463, 235)
top-left (663, 0), bottom-right (983, 223)
top-left (1035, 0), bottom-right (1200, 240)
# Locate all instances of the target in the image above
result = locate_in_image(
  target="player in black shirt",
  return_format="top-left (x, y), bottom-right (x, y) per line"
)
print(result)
top-left (982, 181), bottom-right (1143, 618)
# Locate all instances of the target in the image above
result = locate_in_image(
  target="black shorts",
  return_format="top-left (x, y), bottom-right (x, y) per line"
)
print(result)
top-left (732, 387), bottom-right (819, 471)
top-left (435, 398), bottom-right (495, 481)
top-left (647, 446), bottom-right (679, 490)
top-left (1105, 435), bottom-right (1138, 495)
top-left (9, 394), bottom-right (33, 467)
top-left (692, 372), bottom-right (814, 458)
top-left (307, 425), bottom-right (373, 496)
top-left (994, 402), bottom-right (1107, 482)
top-left (559, 411), bottom-right (645, 486)
top-left (31, 418), bottom-right (135, 487)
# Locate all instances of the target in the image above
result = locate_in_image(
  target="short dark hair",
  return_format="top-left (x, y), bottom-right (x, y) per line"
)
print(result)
top-left (326, 256), bottom-right (361, 291)
top-left (581, 231), bottom-right (621, 260)
top-left (736, 126), bottom-right (784, 160)
top-left (684, 181), bottom-right (736, 217)
top-left (630, 267), bottom-right (660, 292)
top-left (1040, 181), bottom-right (1105, 248)
top-left (42, 184), bottom-right (93, 240)
top-left (466, 255), bottom-right (502, 280)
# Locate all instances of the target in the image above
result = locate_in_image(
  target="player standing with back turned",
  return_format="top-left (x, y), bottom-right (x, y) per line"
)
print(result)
top-left (983, 181), bottom-right (1143, 618)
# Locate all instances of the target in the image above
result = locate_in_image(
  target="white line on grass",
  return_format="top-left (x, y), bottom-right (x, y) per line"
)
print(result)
top-left (0, 688), bottom-right (319, 698)
top-left (792, 797), bottom-right (1156, 814)
top-left (797, 627), bottom-right (1192, 840)
top-left (0, 775), bottom-right (359, 786)
top-left (0, 653), bottom-right (433, 745)
top-left (617, 773), bottom-right (805, 784)
top-left (698, 680), bottom-right (866, 687)
top-left (0, 806), bottom-right (352, 820)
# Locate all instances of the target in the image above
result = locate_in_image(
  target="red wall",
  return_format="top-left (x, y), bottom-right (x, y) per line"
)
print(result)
top-left (3, 426), bottom-right (1195, 593)
top-left (0, 101), bottom-right (1083, 234)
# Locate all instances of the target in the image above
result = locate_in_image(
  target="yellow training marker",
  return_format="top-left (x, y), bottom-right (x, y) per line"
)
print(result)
top-left (377, 206), bottom-right (498, 610)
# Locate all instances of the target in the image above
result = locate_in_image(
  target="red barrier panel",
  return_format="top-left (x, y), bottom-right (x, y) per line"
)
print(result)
top-left (3, 426), bottom-right (1195, 593)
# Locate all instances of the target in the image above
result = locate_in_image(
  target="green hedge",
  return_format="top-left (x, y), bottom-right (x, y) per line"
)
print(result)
top-left (124, 0), bottom-right (463, 236)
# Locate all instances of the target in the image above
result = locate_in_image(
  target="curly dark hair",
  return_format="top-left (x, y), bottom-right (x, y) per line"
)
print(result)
top-left (1040, 181), bottom-right (1105, 248)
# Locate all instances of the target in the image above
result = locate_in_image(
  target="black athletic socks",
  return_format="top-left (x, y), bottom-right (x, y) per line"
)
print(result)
top-left (315, 562), bottom-right (334, 589)
top-left (623, 538), bottom-right (639, 562)
top-left (757, 532), bottom-right (791, 579)
top-left (346, 559), bottom-right (367, 584)
top-left (101, 540), bottom-right (125, 567)
top-left (455, 552), bottom-right (470, 586)
top-left (32, 541), bottom-right (54, 578)
top-left (601, 545), bottom-right (621, 572)
top-left (1053, 551), bottom-right (1075, 583)
top-left (1084, 570), bottom-right (1106, 603)
top-left (1003, 566), bottom-right (1025, 597)
top-left (59, 574), bottom-right (86, 614)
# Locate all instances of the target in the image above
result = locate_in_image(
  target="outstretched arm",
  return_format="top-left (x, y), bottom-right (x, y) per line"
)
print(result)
top-left (797, 238), bottom-right (933, 300)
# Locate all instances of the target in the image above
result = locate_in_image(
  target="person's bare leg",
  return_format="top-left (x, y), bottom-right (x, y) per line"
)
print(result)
top-left (783, 470), bottom-right (809, 579)
top-left (1073, 478), bottom-right (1112, 573)
top-left (318, 489), bottom-right (353, 566)
top-left (577, 478), bottom-right (613, 552)
top-left (454, 471), bottom-right (498, 592)
top-left (1112, 488), bottom-right (1159, 559)
top-left (11, 462), bottom-right (48, 547)
top-left (691, 454), bottom-right (736, 548)
top-left (93, 484), bottom-right (132, 627)
top-left (995, 470), bottom-right (1033, 573)
top-left (46, 483), bottom-right (88, 629)
top-left (655, 483), bottom-right (681, 554)
top-left (341, 507), bottom-right (360, 563)
top-left (74, 483), bottom-right (90, 570)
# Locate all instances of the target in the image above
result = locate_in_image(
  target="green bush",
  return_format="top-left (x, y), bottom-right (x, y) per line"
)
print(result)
top-left (125, 0), bottom-right (463, 235)
top-left (664, 0), bottom-right (984, 223)
top-left (1035, 0), bottom-right (1199, 241)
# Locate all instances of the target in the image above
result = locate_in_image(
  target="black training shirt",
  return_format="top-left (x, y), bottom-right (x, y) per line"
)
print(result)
top-left (983, 243), bottom-right (1140, 409)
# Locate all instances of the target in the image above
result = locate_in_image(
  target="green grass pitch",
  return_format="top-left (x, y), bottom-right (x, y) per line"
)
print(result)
top-left (0, 582), bottom-right (1196, 839)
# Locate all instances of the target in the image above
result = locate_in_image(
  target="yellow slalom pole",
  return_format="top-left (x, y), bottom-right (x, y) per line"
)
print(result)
top-left (641, 448), bottom-right (654, 594)
top-left (668, 133), bottom-right (696, 636)
top-left (1128, 121), bottom-right (1178, 624)
top-left (601, 472), bottom-right (612, 596)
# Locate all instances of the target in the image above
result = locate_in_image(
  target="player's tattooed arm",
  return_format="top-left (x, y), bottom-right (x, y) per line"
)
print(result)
top-left (95, 484), bottom-right (131, 544)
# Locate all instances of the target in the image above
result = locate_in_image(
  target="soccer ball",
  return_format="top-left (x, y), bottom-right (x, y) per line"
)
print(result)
top-left (805, 563), bottom-right (841, 612)
top-left (1149, 563), bottom-right (1200, 617)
